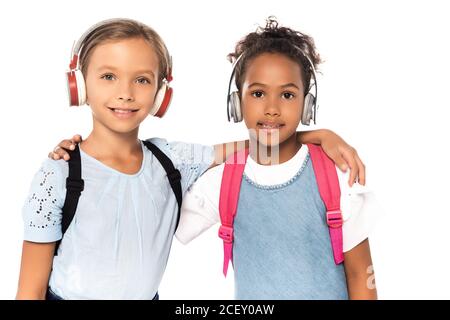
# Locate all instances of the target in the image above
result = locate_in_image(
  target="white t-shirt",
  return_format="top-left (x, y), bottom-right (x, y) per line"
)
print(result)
top-left (176, 144), bottom-right (382, 252)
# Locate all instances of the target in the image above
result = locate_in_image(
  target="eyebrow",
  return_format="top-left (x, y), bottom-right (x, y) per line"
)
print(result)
top-left (96, 66), bottom-right (156, 78)
top-left (280, 83), bottom-right (300, 90)
top-left (248, 82), bottom-right (300, 90)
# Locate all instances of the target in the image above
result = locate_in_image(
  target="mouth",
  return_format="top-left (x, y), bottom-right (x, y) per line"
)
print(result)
top-left (107, 107), bottom-right (140, 114)
top-left (257, 121), bottom-right (285, 130)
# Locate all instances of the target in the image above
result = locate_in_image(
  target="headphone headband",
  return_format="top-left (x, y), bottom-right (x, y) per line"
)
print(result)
top-left (70, 19), bottom-right (125, 71)
top-left (69, 18), bottom-right (173, 81)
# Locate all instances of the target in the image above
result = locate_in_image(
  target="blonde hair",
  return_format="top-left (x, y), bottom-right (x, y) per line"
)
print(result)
top-left (78, 18), bottom-right (171, 89)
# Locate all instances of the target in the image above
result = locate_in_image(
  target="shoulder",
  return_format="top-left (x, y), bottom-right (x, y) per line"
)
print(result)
top-left (30, 157), bottom-right (68, 195)
top-left (144, 138), bottom-right (215, 192)
top-left (335, 167), bottom-right (373, 221)
top-left (176, 163), bottom-right (224, 244)
top-left (182, 163), bottom-right (224, 218)
top-left (32, 158), bottom-right (68, 192)
top-left (145, 138), bottom-right (213, 165)
top-left (334, 166), bottom-right (384, 252)
top-left (336, 168), bottom-right (373, 197)
top-left (188, 163), bottom-right (224, 200)
top-left (22, 158), bottom-right (67, 242)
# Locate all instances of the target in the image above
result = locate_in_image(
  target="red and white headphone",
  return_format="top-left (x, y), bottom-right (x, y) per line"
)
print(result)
top-left (66, 18), bottom-right (173, 118)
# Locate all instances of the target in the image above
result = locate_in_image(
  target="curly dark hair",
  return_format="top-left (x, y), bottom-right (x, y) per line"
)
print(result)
top-left (228, 17), bottom-right (322, 95)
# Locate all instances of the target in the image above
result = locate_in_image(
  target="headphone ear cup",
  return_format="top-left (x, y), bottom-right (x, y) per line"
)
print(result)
top-left (151, 82), bottom-right (172, 118)
top-left (229, 91), bottom-right (242, 122)
top-left (302, 93), bottom-right (315, 125)
top-left (67, 69), bottom-right (86, 106)
top-left (75, 70), bottom-right (86, 106)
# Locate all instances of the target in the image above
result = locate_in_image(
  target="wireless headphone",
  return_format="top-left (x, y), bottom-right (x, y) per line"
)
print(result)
top-left (66, 18), bottom-right (173, 118)
top-left (227, 48), bottom-right (318, 125)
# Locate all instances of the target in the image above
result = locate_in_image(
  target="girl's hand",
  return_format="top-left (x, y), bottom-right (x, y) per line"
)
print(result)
top-left (320, 130), bottom-right (365, 186)
top-left (48, 134), bottom-right (83, 161)
top-left (298, 129), bottom-right (366, 186)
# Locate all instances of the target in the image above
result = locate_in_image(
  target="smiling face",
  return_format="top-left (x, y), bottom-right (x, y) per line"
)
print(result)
top-left (84, 37), bottom-right (159, 135)
top-left (241, 52), bottom-right (305, 154)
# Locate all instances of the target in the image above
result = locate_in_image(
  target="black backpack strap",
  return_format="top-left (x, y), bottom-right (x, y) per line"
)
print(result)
top-left (142, 140), bottom-right (182, 231)
top-left (54, 144), bottom-right (84, 256)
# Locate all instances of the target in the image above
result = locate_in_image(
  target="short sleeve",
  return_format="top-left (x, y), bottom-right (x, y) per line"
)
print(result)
top-left (175, 164), bottom-right (223, 244)
top-left (146, 138), bottom-right (215, 194)
top-left (22, 159), bottom-right (66, 243)
top-left (337, 168), bottom-right (384, 252)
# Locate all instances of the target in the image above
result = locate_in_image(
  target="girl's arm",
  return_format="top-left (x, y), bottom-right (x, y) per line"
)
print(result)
top-left (343, 239), bottom-right (378, 300)
top-left (212, 129), bottom-right (365, 185)
top-left (298, 129), bottom-right (365, 186)
top-left (49, 129), bottom-right (366, 185)
top-left (16, 241), bottom-right (55, 300)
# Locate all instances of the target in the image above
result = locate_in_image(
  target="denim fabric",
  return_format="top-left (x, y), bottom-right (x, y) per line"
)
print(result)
top-left (233, 154), bottom-right (348, 300)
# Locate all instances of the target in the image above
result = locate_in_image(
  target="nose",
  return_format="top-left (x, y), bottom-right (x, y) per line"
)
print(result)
top-left (116, 81), bottom-right (135, 102)
top-left (264, 97), bottom-right (280, 117)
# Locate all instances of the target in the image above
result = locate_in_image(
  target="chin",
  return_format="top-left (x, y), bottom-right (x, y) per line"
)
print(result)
top-left (254, 137), bottom-right (283, 149)
top-left (254, 129), bottom-right (282, 145)
top-left (107, 123), bottom-right (141, 135)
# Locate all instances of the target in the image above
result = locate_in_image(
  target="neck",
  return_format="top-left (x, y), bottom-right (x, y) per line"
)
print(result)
top-left (249, 133), bottom-right (301, 165)
top-left (81, 121), bottom-right (141, 159)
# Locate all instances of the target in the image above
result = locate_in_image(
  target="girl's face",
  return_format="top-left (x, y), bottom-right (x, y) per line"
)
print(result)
top-left (84, 37), bottom-right (159, 135)
top-left (241, 52), bottom-right (304, 148)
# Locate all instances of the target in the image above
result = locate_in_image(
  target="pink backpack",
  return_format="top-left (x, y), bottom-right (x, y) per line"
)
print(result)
top-left (218, 144), bottom-right (344, 277)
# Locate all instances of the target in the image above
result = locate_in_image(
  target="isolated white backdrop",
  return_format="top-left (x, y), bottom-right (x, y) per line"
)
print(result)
top-left (0, 0), bottom-right (449, 299)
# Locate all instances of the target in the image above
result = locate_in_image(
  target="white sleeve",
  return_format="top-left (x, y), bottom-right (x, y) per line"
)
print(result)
top-left (337, 167), bottom-right (384, 252)
top-left (175, 164), bottom-right (224, 244)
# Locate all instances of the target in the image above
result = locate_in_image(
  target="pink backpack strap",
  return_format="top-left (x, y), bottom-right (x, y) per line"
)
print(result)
top-left (218, 149), bottom-right (249, 277)
top-left (307, 144), bottom-right (344, 265)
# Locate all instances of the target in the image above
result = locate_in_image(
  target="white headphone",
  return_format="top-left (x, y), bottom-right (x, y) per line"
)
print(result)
top-left (227, 48), bottom-right (318, 125)
top-left (66, 18), bottom-right (173, 118)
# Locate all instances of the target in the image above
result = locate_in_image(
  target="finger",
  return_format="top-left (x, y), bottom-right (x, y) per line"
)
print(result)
top-left (348, 164), bottom-right (358, 187)
top-left (72, 134), bottom-right (83, 143)
top-left (59, 139), bottom-right (76, 151)
top-left (48, 152), bottom-right (61, 160)
top-left (355, 154), bottom-right (366, 186)
top-left (334, 154), bottom-right (348, 173)
top-left (54, 146), bottom-right (71, 161)
top-left (341, 150), bottom-right (358, 187)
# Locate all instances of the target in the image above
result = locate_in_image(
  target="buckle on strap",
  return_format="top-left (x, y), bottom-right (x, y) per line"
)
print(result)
top-left (218, 225), bottom-right (234, 243)
top-left (326, 210), bottom-right (343, 228)
top-left (66, 178), bottom-right (84, 192)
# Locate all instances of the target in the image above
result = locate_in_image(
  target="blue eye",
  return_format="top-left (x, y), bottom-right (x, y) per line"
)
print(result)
top-left (101, 74), bottom-right (115, 81)
top-left (251, 91), bottom-right (264, 98)
top-left (136, 77), bottom-right (150, 84)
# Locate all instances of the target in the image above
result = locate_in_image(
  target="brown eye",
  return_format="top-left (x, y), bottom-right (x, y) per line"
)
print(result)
top-left (251, 91), bottom-right (264, 98)
top-left (282, 92), bottom-right (295, 99)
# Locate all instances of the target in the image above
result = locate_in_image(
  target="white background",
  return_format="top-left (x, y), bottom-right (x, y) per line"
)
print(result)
top-left (1, 0), bottom-right (449, 299)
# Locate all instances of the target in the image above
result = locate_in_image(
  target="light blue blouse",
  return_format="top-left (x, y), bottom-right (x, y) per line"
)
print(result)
top-left (22, 138), bottom-right (214, 299)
